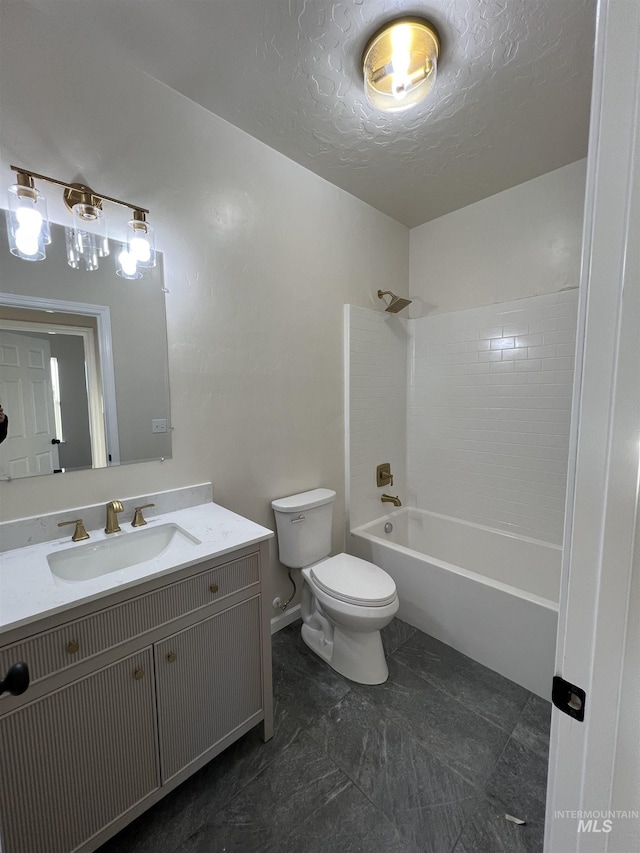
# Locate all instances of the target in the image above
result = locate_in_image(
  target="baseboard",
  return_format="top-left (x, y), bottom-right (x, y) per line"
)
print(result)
top-left (270, 603), bottom-right (301, 634)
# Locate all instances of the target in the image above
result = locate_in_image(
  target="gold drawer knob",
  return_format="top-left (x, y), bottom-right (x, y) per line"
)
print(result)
top-left (167, 652), bottom-right (177, 663)
top-left (209, 583), bottom-right (219, 594)
top-left (66, 640), bottom-right (80, 655)
top-left (134, 668), bottom-right (145, 680)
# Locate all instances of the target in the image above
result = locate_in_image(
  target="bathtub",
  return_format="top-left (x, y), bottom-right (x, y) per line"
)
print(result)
top-left (349, 508), bottom-right (561, 700)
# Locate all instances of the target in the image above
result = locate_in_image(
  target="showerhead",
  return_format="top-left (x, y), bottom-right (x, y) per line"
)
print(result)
top-left (377, 289), bottom-right (412, 314)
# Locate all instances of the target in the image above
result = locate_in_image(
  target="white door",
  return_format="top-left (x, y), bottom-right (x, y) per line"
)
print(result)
top-left (545, 1), bottom-right (640, 850)
top-left (0, 330), bottom-right (60, 478)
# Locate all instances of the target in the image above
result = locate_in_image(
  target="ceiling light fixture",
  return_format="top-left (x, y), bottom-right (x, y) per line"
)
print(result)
top-left (362, 17), bottom-right (440, 113)
top-left (5, 166), bottom-right (155, 277)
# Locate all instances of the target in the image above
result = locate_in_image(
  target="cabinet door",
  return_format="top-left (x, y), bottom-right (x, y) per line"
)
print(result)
top-left (155, 596), bottom-right (262, 782)
top-left (0, 649), bottom-right (158, 853)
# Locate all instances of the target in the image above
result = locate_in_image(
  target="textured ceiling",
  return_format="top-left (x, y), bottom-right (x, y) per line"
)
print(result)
top-left (26, 0), bottom-right (596, 227)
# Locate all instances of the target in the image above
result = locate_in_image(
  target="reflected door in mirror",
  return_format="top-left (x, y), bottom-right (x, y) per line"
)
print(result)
top-left (0, 330), bottom-right (60, 477)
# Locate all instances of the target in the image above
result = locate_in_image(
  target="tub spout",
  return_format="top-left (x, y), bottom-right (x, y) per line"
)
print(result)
top-left (381, 494), bottom-right (402, 507)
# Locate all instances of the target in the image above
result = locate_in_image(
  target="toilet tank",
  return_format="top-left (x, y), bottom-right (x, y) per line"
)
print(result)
top-left (271, 488), bottom-right (336, 569)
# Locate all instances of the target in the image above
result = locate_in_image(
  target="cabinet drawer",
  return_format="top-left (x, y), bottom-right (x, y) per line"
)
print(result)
top-left (0, 552), bottom-right (259, 692)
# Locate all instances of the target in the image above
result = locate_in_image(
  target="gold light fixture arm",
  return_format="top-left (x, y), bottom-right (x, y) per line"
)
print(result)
top-left (9, 165), bottom-right (149, 214)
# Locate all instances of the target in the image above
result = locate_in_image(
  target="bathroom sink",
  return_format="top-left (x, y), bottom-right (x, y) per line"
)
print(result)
top-left (47, 524), bottom-right (201, 582)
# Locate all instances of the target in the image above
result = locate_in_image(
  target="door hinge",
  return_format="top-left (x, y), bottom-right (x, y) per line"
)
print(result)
top-left (552, 676), bottom-right (586, 722)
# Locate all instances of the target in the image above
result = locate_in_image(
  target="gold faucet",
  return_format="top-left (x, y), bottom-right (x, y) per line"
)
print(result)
top-left (58, 519), bottom-right (90, 542)
top-left (381, 494), bottom-right (402, 507)
top-left (131, 503), bottom-right (155, 527)
top-left (105, 500), bottom-right (124, 534)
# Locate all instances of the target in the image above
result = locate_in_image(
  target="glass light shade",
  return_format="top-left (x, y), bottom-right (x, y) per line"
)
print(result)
top-left (97, 235), bottom-right (110, 258)
top-left (72, 201), bottom-right (107, 271)
top-left (73, 227), bottom-right (99, 271)
top-left (6, 183), bottom-right (49, 260)
top-left (64, 226), bottom-right (81, 269)
top-left (116, 247), bottom-right (141, 280)
top-left (127, 218), bottom-right (155, 268)
top-left (362, 19), bottom-right (440, 113)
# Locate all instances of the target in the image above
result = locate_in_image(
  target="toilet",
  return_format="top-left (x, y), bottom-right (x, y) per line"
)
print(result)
top-left (271, 488), bottom-right (399, 684)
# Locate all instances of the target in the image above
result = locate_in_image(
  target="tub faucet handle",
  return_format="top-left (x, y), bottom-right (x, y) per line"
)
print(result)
top-left (376, 463), bottom-right (394, 488)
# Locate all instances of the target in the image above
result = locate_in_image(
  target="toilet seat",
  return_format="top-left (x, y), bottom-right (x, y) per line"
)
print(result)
top-left (309, 554), bottom-right (397, 607)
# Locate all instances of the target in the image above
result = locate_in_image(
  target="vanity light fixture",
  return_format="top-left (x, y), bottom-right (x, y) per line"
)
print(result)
top-left (127, 209), bottom-right (155, 269)
top-left (5, 165), bottom-right (155, 276)
top-left (6, 171), bottom-right (50, 261)
top-left (361, 17), bottom-right (440, 113)
top-left (116, 246), bottom-right (142, 280)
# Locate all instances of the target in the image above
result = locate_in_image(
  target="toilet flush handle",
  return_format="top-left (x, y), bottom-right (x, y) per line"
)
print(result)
top-left (290, 514), bottom-right (306, 523)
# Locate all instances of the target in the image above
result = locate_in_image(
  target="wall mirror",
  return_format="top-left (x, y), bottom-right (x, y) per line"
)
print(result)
top-left (0, 219), bottom-right (171, 480)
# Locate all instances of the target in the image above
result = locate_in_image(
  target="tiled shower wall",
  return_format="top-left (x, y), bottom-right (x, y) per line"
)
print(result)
top-left (346, 306), bottom-right (407, 530)
top-left (407, 290), bottom-right (579, 544)
top-left (347, 290), bottom-right (579, 544)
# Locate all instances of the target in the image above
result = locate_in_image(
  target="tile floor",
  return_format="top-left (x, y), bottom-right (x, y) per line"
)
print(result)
top-left (98, 619), bottom-right (551, 853)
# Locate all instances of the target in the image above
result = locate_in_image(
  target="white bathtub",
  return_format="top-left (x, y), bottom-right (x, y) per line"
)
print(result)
top-left (349, 508), bottom-right (561, 699)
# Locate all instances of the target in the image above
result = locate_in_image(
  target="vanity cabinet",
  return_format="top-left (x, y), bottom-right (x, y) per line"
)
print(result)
top-left (155, 597), bottom-right (262, 782)
top-left (0, 541), bottom-right (272, 853)
top-left (0, 649), bottom-right (158, 853)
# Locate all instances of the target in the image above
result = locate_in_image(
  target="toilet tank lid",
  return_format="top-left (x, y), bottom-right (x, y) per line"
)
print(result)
top-left (271, 488), bottom-right (336, 513)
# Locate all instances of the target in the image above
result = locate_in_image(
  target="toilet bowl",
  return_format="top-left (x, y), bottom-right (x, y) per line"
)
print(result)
top-left (271, 489), bottom-right (399, 684)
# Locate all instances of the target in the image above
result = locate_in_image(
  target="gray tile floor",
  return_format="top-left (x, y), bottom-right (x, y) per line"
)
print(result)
top-left (99, 619), bottom-right (551, 853)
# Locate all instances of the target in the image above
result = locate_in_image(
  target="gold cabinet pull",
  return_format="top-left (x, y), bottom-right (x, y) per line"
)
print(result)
top-left (209, 583), bottom-right (219, 594)
top-left (66, 640), bottom-right (80, 655)
top-left (167, 652), bottom-right (177, 663)
top-left (134, 668), bottom-right (145, 680)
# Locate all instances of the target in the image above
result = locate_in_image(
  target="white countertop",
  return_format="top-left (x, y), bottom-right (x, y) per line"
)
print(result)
top-left (0, 502), bottom-right (273, 637)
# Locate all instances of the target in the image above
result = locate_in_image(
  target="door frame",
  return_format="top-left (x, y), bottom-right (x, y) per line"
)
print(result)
top-left (0, 318), bottom-right (107, 468)
top-left (0, 292), bottom-right (120, 465)
top-left (545, 0), bottom-right (640, 849)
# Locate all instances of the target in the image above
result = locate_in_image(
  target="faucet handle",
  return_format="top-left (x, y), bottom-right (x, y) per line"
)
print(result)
top-left (131, 503), bottom-right (155, 528)
top-left (58, 519), bottom-right (90, 542)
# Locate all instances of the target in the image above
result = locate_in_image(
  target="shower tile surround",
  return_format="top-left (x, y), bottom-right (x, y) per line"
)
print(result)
top-left (348, 290), bottom-right (578, 544)
top-left (346, 307), bottom-right (408, 530)
top-left (96, 619), bottom-right (551, 853)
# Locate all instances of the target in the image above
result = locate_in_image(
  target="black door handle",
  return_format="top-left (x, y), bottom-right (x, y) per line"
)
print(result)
top-left (0, 662), bottom-right (30, 696)
top-left (51, 438), bottom-right (61, 445)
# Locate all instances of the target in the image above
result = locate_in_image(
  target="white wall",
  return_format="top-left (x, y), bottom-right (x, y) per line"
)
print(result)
top-left (409, 160), bottom-right (586, 316)
top-left (408, 290), bottom-right (578, 544)
top-left (0, 1), bottom-right (408, 612)
top-left (346, 306), bottom-right (408, 530)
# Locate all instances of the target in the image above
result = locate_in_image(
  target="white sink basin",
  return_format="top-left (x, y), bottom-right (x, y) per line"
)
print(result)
top-left (47, 524), bottom-right (201, 582)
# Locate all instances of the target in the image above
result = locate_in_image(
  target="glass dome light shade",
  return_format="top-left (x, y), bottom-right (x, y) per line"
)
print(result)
top-left (6, 182), bottom-right (48, 260)
top-left (128, 214), bottom-right (155, 268)
top-left (362, 18), bottom-right (440, 113)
